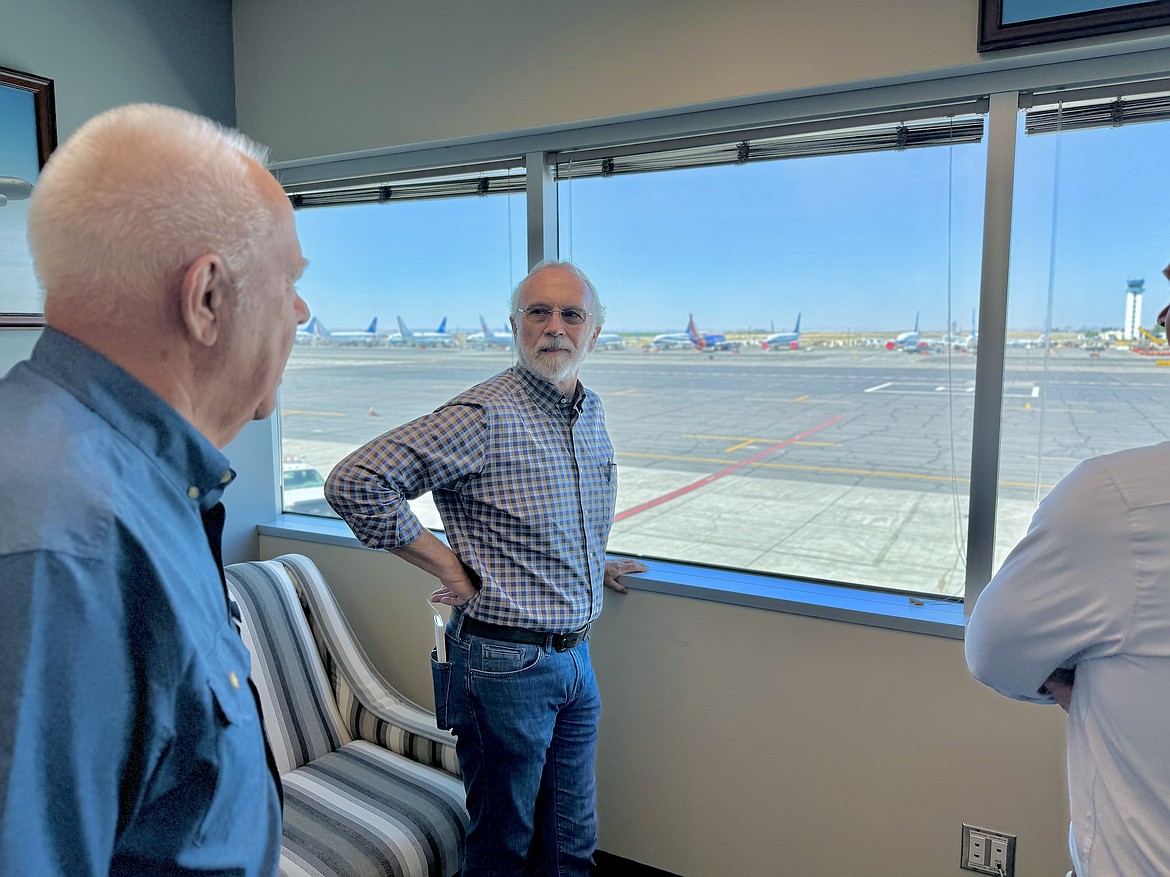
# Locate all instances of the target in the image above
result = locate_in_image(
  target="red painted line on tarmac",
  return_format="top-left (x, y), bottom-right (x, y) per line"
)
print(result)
top-left (613, 415), bottom-right (845, 522)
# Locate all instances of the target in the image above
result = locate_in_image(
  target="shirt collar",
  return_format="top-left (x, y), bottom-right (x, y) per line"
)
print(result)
top-left (514, 365), bottom-right (587, 415)
top-left (29, 327), bottom-right (234, 509)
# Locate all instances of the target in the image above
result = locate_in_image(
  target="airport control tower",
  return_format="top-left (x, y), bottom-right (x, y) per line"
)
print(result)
top-left (1125, 278), bottom-right (1144, 340)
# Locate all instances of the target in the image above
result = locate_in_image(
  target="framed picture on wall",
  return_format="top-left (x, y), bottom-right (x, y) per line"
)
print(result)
top-left (979, 0), bottom-right (1170, 51)
top-left (0, 65), bottom-right (56, 327)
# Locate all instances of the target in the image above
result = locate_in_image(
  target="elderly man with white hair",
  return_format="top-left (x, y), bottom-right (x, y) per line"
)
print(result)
top-left (327, 260), bottom-right (647, 877)
top-left (0, 104), bottom-right (308, 875)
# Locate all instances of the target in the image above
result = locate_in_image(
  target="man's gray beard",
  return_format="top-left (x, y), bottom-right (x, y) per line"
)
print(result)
top-left (516, 341), bottom-right (586, 385)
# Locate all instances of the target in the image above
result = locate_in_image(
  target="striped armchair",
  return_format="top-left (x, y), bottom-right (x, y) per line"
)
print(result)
top-left (224, 554), bottom-right (468, 877)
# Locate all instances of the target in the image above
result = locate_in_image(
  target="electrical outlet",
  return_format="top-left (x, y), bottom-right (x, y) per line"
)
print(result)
top-left (961, 824), bottom-right (1016, 876)
top-left (989, 834), bottom-right (1013, 873)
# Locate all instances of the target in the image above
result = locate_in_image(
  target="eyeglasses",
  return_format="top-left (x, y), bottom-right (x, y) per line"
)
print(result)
top-left (516, 304), bottom-right (592, 326)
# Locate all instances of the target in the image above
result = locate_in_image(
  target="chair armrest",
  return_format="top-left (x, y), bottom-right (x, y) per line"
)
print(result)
top-left (274, 554), bottom-right (461, 779)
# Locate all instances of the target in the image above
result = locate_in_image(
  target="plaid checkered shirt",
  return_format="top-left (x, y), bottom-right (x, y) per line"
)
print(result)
top-left (326, 366), bottom-right (618, 631)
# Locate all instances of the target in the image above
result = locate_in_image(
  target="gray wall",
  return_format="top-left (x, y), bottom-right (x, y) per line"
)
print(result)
top-left (233, 0), bottom-right (985, 163)
top-left (0, 0), bottom-right (235, 137)
top-left (232, 0), bottom-right (1170, 165)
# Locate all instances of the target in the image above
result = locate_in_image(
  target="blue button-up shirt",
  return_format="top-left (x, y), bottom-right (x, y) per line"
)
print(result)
top-left (326, 366), bottom-right (618, 631)
top-left (0, 328), bottom-right (281, 876)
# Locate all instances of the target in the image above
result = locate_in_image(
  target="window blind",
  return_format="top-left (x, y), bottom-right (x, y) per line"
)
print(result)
top-left (289, 170), bottom-right (526, 210)
top-left (554, 116), bottom-right (985, 181)
top-left (1026, 92), bottom-right (1170, 135)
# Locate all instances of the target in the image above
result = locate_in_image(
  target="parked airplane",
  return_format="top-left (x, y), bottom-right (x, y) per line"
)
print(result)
top-left (761, 314), bottom-right (801, 350)
top-left (397, 315), bottom-right (456, 348)
top-left (886, 312), bottom-right (927, 352)
top-left (652, 315), bottom-right (738, 351)
top-left (0, 176), bottom-right (33, 207)
top-left (468, 315), bottom-right (514, 350)
top-left (330, 316), bottom-right (382, 346)
top-left (295, 316), bottom-right (328, 345)
top-left (595, 332), bottom-right (624, 350)
top-left (1007, 332), bottom-right (1049, 349)
top-left (295, 316), bottom-right (381, 346)
top-left (927, 310), bottom-right (978, 352)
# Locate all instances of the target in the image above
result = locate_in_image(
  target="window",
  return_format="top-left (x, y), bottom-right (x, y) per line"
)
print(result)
top-left (278, 169), bottom-right (527, 522)
top-left (557, 113), bottom-right (987, 597)
top-left (994, 87), bottom-right (1170, 566)
top-left (273, 69), bottom-right (1170, 612)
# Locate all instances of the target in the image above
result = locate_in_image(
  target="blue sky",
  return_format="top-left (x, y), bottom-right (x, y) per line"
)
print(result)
top-left (292, 113), bottom-right (1170, 336)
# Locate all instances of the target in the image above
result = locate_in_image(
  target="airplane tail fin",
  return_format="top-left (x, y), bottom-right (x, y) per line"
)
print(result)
top-left (793, 313), bottom-right (801, 334)
top-left (396, 316), bottom-right (411, 337)
top-left (367, 317), bottom-right (378, 334)
top-left (480, 315), bottom-right (491, 334)
top-left (436, 317), bottom-right (448, 334)
top-left (687, 314), bottom-right (706, 350)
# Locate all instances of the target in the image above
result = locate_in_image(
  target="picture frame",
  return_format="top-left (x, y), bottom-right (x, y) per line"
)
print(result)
top-left (0, 65), bottom-right (57, 327)
top-left (979, 0), bottom-right (1170, 51)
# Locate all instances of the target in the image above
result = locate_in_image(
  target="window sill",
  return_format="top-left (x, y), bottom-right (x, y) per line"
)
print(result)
top-left (259, 514), bottom-right (965, 640)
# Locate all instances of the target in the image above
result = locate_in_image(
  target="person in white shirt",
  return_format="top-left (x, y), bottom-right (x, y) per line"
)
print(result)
top-left (967, 283), bottom-right (1170, 877)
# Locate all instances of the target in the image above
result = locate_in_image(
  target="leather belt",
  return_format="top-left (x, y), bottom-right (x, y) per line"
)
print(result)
top-left (460, 614), bottom-right (590, 653)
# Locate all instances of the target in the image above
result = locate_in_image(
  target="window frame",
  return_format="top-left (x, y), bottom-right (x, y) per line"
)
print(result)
top-left (270, 46), bottom-right (1170, 627)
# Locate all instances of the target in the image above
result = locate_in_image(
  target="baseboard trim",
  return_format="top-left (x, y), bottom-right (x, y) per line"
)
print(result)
top-left (596, 850), bottom-right (681, 876)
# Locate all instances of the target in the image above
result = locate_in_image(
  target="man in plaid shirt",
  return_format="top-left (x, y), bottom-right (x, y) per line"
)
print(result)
top-left (327, 260), bottom-right (646, 876)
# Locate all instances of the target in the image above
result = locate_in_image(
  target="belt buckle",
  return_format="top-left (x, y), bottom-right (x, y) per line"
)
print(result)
top-left (553, 625), bottom-right (587, 653)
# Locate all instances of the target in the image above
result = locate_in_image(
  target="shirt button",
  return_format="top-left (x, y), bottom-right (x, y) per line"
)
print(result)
top-left (187, 486), bottom-right (200, 499)
top-left (229, 671), bottom-right (240, 689)
top-left (219, 471), bottom-right (232, 485)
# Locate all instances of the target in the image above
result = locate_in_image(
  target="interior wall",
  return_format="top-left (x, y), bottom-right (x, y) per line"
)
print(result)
top-left (233, 0), bottom-right (1170, 166)
top-left (259, 535), bottom-right (1071, 877)
top-left (0, 0), bottom-right (235, 138)
top-left (233, 0), bottom-right (985, 163)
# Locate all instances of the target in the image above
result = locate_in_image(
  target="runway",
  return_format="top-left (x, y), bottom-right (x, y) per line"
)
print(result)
top-left (279, 343), bottom-right (1170, 597)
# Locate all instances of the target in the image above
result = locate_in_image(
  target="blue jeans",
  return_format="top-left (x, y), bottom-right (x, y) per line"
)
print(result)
top-left (442, 614), bottom-right (600, 877)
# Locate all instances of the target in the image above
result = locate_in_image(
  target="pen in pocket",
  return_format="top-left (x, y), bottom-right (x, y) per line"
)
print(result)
top-left (427, 598), bottom-right (447, 662)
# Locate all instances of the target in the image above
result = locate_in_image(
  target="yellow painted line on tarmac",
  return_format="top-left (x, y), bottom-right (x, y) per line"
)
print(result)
top-left (610, 389), bottom-right (638, 396)
top-left (685, 433), bottom-right (840, 449)
top-left (282, 409), bottom-right (347, 417)
top-left (623, 452), bottom-right (730, 466)
top-left (617, 451), bottom-right (1052, 490)
top-left (793, 394), bottom-right (810, 402)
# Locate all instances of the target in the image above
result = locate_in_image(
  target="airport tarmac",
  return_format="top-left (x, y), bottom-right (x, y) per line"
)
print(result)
top-left (279, 343), bottom-right (1170, 597)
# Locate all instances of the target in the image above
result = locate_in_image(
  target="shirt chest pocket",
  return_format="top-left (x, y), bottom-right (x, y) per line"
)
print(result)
top-left (195, 626), bottom-right (266, 847)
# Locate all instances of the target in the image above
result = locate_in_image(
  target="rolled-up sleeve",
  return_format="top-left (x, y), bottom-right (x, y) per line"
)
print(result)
top-left (326, 404), bottom-right (488, 550)
top-left (965, 458), bottom-right (1135, 703)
